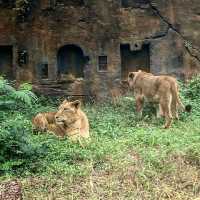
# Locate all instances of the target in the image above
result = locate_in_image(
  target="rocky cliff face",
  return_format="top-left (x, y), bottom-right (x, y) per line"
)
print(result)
top-left (0, 0), bottom-right (199, 98)
top-left (148, 0), bottom-right (200, 79)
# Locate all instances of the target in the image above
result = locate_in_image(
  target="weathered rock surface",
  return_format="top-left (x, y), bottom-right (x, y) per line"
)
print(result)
top-left (0, 0), bottom-right (199, 99)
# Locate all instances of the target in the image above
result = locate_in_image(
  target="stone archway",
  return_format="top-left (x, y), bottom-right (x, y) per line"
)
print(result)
top-left (57, 44), bottom-right (86, 78)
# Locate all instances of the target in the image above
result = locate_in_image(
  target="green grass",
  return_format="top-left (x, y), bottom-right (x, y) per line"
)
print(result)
top-left (1, 94), bottom-right (200, 199)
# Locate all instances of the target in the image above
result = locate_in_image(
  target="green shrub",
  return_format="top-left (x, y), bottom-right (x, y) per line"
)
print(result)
top-left (0, 77), bottom-right (38, 110)
top-left (182, 75), bottom-right (200, 100)
top-left (0, 114), bottom-right (48, 174)
top-left (180, 75), bottom-right (200, 116)
top-left (0, 77), bottom-right (47, 174)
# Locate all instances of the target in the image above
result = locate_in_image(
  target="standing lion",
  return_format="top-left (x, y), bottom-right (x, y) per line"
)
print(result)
top-left (128, 70), bottom-right (191, 128)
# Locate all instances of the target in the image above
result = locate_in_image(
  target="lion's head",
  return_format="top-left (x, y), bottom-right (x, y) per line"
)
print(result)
top-left (128, 71), bottom-right (139, 88)
top-left (55, 100), bottom-right (81, 126)
top-left (127, 69), bottom-right (149, 88)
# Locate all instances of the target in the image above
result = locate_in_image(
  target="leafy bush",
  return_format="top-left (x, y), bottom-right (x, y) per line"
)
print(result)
top-left (0, 77), bottom-right (37, 110)
top-left (0, 78), bottom-right (46, 174)
top-left (0, 114), bottom-right (48, 174)
top-left (179, 75), bottom-right (200, 116)
top-left (182, 75), bottom-right (200, 100)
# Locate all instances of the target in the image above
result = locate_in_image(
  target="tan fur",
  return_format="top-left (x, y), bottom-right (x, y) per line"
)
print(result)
top-left (32, 101), bottom-right (90, 141)
top-left (32, 111), bottom-right (73, 137)
top-left (128, 70), bottom-right (187, 128)
top-left (47, 123), bottom-right (66, 137)
top-left (32, 112), bottom-right (57, 132)
top-left (110, 88), bottom-right (124, 105)
top-left (32, 111), bottom-right (67, 137)
top-left (55, 100), bottom-right (90, 141)
top-left (110, 80), bottom-right (129, 105)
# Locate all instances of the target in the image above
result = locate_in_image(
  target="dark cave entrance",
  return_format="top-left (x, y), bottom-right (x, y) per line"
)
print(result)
top-left (56, 0), bottom-right (85, 7)
top-left (0, 45), bottom-right (13, 79)
top-left (120, 44), bottom-right (150, 79)
top-left (57, 44), bottom-right (86, 78)
top-left (121, 0), bottom-right (150, 8)
top-left (37, 62), bottom-right (48, 79)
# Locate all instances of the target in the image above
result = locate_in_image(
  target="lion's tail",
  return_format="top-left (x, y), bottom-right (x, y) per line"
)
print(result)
top-left (171, 82), bottom-right (192, 113)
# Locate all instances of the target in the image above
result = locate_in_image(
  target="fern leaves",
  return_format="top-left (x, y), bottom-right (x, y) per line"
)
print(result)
top-left (0, 76), bottom-right (38, 108)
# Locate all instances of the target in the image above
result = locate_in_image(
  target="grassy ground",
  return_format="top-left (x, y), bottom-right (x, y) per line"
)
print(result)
top-left (1, 94), bottom-right (200, 200)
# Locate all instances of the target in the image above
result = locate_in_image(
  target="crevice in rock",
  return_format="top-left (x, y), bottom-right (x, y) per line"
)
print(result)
top-left (149, 1), bottom-right (200, 63)
top-left (145, 27), bottom-right (169, 40)
top-left (121, 0), bottom-right (150, 9)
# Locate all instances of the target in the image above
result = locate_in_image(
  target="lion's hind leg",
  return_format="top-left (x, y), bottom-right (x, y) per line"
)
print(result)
top-left (156, 103), bottom-right (164, 118)
top-left (160, 95), bottom-right (173, 129)
top-left (171, 98), bottom-right (179, 120)
top-left (32, 113), bottom-right (49, 133)
top-left (135, 95), bottom-right (144, 118)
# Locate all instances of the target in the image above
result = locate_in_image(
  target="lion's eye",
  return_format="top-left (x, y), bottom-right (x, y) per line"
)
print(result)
top-left (64, 108), bottom-right (69, 111)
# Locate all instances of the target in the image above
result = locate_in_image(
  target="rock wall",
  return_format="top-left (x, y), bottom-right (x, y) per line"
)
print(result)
top-left (0, 0), bottom-right (200, 99)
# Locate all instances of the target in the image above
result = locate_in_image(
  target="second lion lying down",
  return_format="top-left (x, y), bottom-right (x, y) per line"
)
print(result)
top-left (32, 100), bottom-right (90, 141)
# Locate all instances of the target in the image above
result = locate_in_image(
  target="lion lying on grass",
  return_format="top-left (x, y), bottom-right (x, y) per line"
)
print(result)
top-left (128, 70), bottom-right (191, 128)
top-left (55, 99), bottom-right (90, 141)
top-left (32, 100), bottom-right (90, 141)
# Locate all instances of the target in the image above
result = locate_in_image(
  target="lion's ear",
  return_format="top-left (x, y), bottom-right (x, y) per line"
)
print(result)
top-left (71, 100), bottom-right (81, 109)
top-left (128, 72), bottom-right (135, 80)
